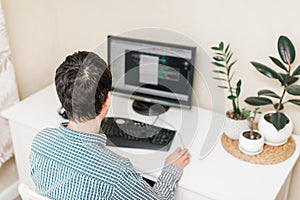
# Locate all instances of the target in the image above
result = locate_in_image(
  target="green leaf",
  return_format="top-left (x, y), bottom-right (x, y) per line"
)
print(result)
top-left (236, 79), bottom-right (242, 87)
top-left (270, 112), bottom-right (289, 131)
top-left (225, 44), bottom-right (230, 54)
top-left (288, 99), bottom-right (300, 106)
top-left (218, 85), bottom-right (228, 89)
top-left (278, 35), bottom-right (296, 64)
top-left (292, 65), bottom-right (300, 76)
top-left (213, 70), bottom-right (226, 74)
top-left (213, 77), bottom-right (227, 81)
top-left (215, 52), bottom-right (223, 56)
top-left (279, 73), bottom-right (298, 86)
top-left (269, 56), bottom-right (288, 72)
top-left (287, 76), bottom-right (299, 85)
top-left (212, 62), bottom-right (225, 67)
top-left (236, 80), bottom-right (242, 97)
top-left (227, 95), bottom-right (237, 100)
top-left (245, 96), bottom-right (273, 106)
top-left (273, 103), bottom-right (284, 110)
top-left (287, 85), bottom-right (300, 96)
top-left (211, 46), bottom-right (220, 51)
top-left (213, 56), bottom-right (225, 61)
top-left (254, 107), bottom-right (262, 115)
top-left (219, 42), bottom-right (224, 51)
top-left (251, 61), bottom-right (283, 81)
top-left (258, 89), bottom-right (280, 99)
top-left (227, 52), bottom-right (233, 63)
top-left (228, 60), bottom-right (237, 75)
top-left (225, 50), bottom-right (231, 58)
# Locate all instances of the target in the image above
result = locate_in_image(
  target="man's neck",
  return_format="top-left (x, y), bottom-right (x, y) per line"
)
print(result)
top-left (67, 118), bottom-right (101, 134)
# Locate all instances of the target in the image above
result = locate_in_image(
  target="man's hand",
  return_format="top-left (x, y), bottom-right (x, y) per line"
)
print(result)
top-left (165, 147), bottom-right (190, 169)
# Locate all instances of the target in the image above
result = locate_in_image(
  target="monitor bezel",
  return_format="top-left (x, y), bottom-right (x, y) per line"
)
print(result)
top-left (107, 35), bottom-right (196, 109)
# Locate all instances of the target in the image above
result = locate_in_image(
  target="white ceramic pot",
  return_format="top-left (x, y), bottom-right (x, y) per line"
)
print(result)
top-left (258, 111), bottom-right (293, 146)
top-left (239, 129), bottom-right (264, 155)
top-left (223, 115), bottom-right (248, 140)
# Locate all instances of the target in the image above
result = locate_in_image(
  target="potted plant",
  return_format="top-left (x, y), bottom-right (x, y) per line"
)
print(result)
top-left (245, 35), bottom-right (300, 146)
top-left (239, 108), bottom-right (264, 155)
top-left (211, 42), bottom-right (248, 139)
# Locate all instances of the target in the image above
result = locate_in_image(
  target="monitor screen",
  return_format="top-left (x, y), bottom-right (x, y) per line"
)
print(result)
top-left (107, 35), bottom-right (196, 115)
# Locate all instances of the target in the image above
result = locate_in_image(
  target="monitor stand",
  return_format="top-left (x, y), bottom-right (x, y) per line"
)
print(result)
top-left (132, 100), bottom-right (169, 116)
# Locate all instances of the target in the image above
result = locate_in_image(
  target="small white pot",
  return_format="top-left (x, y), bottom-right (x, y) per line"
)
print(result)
top-left (223, 115), bottom-right (248, 140)
top-left (258, 111), bottom-right (293, 146)
top-left (239, 129), bottom-right (264, 155)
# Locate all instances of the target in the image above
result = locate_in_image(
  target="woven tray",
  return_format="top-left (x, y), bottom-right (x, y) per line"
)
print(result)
top-left (221, 133), bottom-right (296, 165)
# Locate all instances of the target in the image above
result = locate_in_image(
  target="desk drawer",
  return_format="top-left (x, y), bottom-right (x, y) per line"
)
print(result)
top-left (175, 187), bottom-right (211, 200)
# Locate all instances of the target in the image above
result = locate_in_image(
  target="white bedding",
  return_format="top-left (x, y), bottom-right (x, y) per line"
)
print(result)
top-left (0, 1), bottom-right (19, 167)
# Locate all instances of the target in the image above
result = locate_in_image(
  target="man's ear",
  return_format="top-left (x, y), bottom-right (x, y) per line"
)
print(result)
top-left (103, 91), bottom-right (111, 109)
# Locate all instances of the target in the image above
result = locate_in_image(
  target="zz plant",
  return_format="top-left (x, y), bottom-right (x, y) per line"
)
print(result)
top-left (211, 42), bottom-right (243, 119)
top-left (245, 35), bottom-right (300, 131)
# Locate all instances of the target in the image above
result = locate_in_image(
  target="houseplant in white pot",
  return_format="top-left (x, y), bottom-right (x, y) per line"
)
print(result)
top-left (245, 35), bottom-right (300, 146)
top-left (239, 108), bottom-right (264, 155)
top-left (211, 42), bottom-right (248, 139)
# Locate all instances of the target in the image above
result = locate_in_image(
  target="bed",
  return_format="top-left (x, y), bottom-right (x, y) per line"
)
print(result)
top-left (0, 2), bottom-right (19, 167)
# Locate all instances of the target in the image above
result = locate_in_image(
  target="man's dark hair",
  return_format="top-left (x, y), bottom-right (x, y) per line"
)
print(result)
top-left (55, 51), bottom-right (112, 122)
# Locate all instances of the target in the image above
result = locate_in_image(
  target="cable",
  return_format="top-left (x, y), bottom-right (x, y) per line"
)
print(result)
top-left (151, 114), bottom-right (160, 125)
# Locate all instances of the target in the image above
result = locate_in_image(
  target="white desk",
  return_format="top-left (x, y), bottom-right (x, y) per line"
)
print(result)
top-left (2, 84), bottom-right (300, 200)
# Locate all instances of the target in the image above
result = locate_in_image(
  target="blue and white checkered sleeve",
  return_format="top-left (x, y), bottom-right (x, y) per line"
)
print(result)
top-left (152, 164), bottom-right (182, 200)
top-left (112, 164), bottom-right (182, 200)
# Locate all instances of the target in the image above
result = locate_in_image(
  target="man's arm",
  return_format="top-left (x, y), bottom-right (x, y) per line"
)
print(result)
top-left (152, 164), bottom-right (183, 199)
top-left (112, 148), bottom-right (190, 200)
top-left (112, 164), bottom-right (181, 200)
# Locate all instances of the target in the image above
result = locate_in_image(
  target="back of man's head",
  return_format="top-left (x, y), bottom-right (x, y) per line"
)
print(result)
top-left (55, 51), bottom-right (112, 122)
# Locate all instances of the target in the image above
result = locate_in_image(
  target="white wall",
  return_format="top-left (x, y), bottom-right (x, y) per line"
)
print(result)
top-left (2, 0), bottom-right (59, 99)
top-left (2, 0), bottom-right (300, 199)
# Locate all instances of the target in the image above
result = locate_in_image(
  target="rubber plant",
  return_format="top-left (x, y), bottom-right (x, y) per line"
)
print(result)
top-left (211, 42), bottom-right (244, 119)
top-left (245, 35), bottom-right (300, 131)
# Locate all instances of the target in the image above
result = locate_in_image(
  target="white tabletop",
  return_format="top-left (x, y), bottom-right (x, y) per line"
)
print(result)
top-left (2, 84), bottom-right (300, 200)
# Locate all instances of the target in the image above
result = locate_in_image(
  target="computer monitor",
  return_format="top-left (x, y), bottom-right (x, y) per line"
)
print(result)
top-left (107, 35), bottom-right (196, 116)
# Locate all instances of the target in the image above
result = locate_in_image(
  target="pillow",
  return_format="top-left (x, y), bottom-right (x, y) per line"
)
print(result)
top-left (0, 2), bottom-right (19, 166)
top-left (0, 57), bottom-right (19, 167)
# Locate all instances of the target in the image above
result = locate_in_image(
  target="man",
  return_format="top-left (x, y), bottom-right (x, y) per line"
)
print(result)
top-left (30, 51), bottom-right (190, 199)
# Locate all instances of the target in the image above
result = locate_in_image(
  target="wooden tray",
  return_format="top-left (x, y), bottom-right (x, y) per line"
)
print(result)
top-left (221, 133), bottom-right (296, 165)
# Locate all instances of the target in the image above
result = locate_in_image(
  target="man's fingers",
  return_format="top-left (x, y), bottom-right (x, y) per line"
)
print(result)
top-left (177, 150), bottom-right (190, 161)
top-left (179, 148), bottom-right (188, 155)
top-left (175, 147), bottom-right (182, 153)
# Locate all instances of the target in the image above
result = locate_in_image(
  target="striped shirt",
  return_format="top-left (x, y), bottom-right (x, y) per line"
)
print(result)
top-left (30, 123), bottom-right (182, 199)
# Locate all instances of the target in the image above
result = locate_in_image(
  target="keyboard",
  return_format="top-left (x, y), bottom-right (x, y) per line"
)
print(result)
top-left (100, 117), bottom-right (176, 151)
